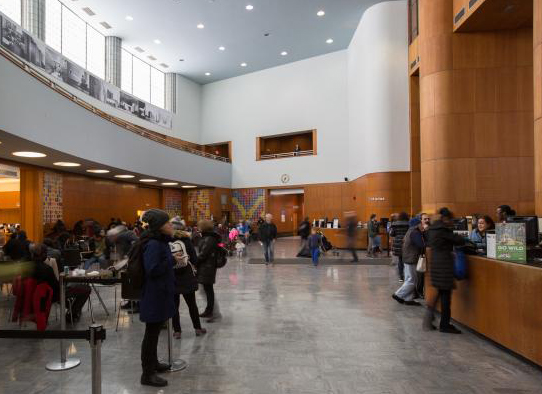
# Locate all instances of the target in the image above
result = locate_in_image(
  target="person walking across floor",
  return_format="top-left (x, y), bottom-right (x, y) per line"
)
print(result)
top-left (389, 212), bottom-right (410, 282)
top-left (308, 228), bottom-right (322, 266)
top-left (196, 220), bottom-right (222, 322)
top-left (139, 209), bottom-right (176, 388)
top-left (367, 214), bottom-right (380, 257)
top-left (259, 213), bottom-right (277, 265)
top-left (423, 207), bottom-right (465, 334)
top-left (345, 212), bottom-right (359, 262)
top-left (392, 216), bottom-right (425, 306)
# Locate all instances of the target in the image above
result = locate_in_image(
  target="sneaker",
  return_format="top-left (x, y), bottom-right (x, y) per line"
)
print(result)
top-left (392, 294), bottom-right (405, 304)
top-left (398, 278), bottom-right (404, 283)
top-left (195, 328), bottom-right (207, 336)
top-left (439, 325), bottom-right (462, 334)
top-left (404, 300), bottom-right (421, 306)
top-left (173, 331), bottom-right (182, 339)
top-left (199, 310), bottom-right (212, 318)
top-left (141, 373), bottom-right (168, 387)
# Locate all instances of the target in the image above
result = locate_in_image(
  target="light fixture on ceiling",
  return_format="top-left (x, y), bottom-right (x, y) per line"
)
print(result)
top-left (153, 39), bottom-right (161, 44)
top-left (115, 174), bottom-right (135, 179)
top-left (125, 15), bottom-right (134, 21)
top-left (197, 23), bottom-right (205, 29)
top-left (182, 185), bottom-right (197, 189)
top-left (317, 10), bottom-right (325, 17)
top-left (140, 179), bottom-right (157, 183)
top-left (87, 169), bottom-right (110, 174)
top-left (218, 46), bottom-right (225, 51)
top-left (162, 182), bottom-right (179, 186)
top-left (179, 58), bottom-right (185, 62)
top-left (326, 38), bottom-right (334, 44)
top-left (281, 51), bottom-right (288, 56)
top-left (240, 62), bottom-right (247, 67)
top-left (54, 162), bottom-right (81, 167)
top-left (246, 4), bottom-right (254, 10)
top-left (205, 72), bottom-right (211, 76)
top-left (12, 151), bottom-right (46, 158)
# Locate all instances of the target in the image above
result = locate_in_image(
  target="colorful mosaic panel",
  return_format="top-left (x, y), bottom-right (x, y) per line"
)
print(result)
top-left (43, 171), bottom-right (63, 224)
top-left (231, 189), bottom-right (266, 223)
top-left (187, 189), bottom-right (210, 222)
top-left (163, 189), bottom-right (183, 218)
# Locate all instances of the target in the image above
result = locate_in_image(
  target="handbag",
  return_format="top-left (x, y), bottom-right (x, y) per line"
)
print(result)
top-left (416, 255), bottom-right (426, 273)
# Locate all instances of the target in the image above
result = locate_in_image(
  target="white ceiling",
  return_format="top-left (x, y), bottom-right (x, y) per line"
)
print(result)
top-left (64, 0), bottom-right (384, 84)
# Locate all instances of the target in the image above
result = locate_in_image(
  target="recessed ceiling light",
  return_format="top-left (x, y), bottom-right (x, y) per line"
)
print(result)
top-left (326, 38), bottom-right (334, 44)
top-left (12, 151), bottom-right (46, 158)
top-left (281, 51), bottom-right (288, 56)
top-left (317, 10), bottom-right (325, 17)
top-left (153, 39), bottom-right (161, 44)
top-left (246, 4), bottom-right (254, 10)
top-left (125, 15), bottom-right (134, 21)
top-left (140, 179), bottom-right (157, 183)
top-left (87, 169), bottom-right (110, 174)
top-left (182, 185), bottom-right (197, 189)
top-left (197, 23), bottom-right (205, 29)
top-left (162, 182), bottom-right (179, 186)
top-left (240, 62), bottom-right (247, 67)
top-left (205, 72), bottom-right (211, 76)
top-left (179, 59), bottom-right (185, 62)
top-left (53, 162), bottom-right (81, 167)
top-left (218, 46), bottom-right (225, 51)
top-left (115, 174), bottom-right (134, 179)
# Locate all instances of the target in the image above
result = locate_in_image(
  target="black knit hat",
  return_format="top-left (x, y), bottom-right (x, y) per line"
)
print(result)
top-left (142, 209), bottom-right (170, 232)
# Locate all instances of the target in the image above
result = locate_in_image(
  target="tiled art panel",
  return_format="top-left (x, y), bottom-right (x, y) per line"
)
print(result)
top-left (187, 189), bottom-right (210, 222)
top-left (43, 171), bottom-right (63, 224)
top-left (231, 189), bottom-right (266, 223)
top-left (164, 189), bottom-right (183, 217)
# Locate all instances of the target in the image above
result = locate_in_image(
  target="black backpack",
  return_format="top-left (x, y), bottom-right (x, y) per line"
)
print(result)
top-left (215, 243), bottom-right (228, 268)
top-left (125, 239), bottom-right (148, 298)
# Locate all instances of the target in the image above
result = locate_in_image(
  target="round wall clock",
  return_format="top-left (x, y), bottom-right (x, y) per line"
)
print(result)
top-left (281, 174), bottom-right (290, 184)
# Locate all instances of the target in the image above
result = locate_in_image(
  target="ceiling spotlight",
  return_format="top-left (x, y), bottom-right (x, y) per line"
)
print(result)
top-left (182, 185), bottom-right (197, 189)
top-left (87, 169), bottom-right (110, 174)
top-left (125, 15), bottom-right (134, 21)
top-left (179, 59), bottom-right (185, 62)
top-left (240, 62), bottom-right (247, 67)
top-left (281, 51), bottom-right (288, 56)
top-left (140, 179), bottom-right (157, 183)
top-left (115, 174), bottom-right (134, 179)
top-left (162, 182), bottom-right (179, 186)
top-left (246, 4), bottom-right (254, 10)
top-left (205, 72), bottom-right (211, 76)
top-left (12, 151), bottom-right (46, 158)
top-left (218, 46), bottom-right (225, 51)
top-left (197, 23), bottom-right (205, 29)
top-left (153, 39), bottom-right (161, 44)
top-left (317, 10), bottom-right (325, 17)
top-left (53, 162), bottom-right (81, 167)
top-left (326, 38), bottom-right (334, 44)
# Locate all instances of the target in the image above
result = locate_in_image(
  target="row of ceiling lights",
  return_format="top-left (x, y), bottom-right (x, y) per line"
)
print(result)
top-left (125, 6), bottom-right (332, 77)
top-left (9, 151), bottom-right (195, 188)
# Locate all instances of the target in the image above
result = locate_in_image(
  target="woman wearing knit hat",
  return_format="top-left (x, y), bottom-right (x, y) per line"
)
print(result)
top-left (138, 209), bottom-right (176, 388)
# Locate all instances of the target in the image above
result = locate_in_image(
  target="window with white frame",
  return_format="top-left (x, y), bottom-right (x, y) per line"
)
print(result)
top-left (61, 6), bottom-right (87, 67)
top-left (0, 0), bottom-right (21, 24)
top-left (132, 55), bottom-right (151, 103)
top-left (121, 49), bottom-right (133, 94)
top-left (150, 67), bottom-right (165, 108)
top-left (45, 0), bottom-right (62, 52)
top-left (86, 26), bottom-right (105, 79)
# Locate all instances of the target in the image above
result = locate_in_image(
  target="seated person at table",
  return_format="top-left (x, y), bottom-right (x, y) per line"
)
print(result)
top-left (84, 231), bottom-right (108, 269)
top-left (469, 215), bottom-right (495, 253)
top-left (43, 238), bottom-right (62, 262)
top-left (32, 244), bottom-right (91, 323)
top-left (3, 233), bottom-right (27, 261)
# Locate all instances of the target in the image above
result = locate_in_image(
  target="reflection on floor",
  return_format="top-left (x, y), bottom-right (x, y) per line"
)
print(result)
top-left (0, 238), bottom-right (541, 393)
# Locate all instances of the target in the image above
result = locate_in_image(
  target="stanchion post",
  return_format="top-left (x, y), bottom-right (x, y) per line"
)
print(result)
top-left (161, 318), bottom-right (187, 372)
top-left (89, 324), bottom-right (103, 394)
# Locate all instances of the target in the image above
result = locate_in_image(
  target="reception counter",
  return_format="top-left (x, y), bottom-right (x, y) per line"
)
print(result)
top-left (425, 254), bottom-right (542, 367)
top-left (319, 228), bottom-right (389, 251)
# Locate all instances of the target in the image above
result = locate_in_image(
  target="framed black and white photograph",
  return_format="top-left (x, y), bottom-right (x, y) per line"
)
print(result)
top-left (89, 74), bottom-right (105, 101)
top-left (119, 91), bottom-right (140, 115)
top-left (44, 47), bottom-right (64, 79)
top-left (1, 17), bottom-right (28, 60)
top-left (62, 59), bottom-right (90, 95)
top-left (104, 82), bottom-right (120, 108)
top-left (27, 35), bottom-right (46, 69)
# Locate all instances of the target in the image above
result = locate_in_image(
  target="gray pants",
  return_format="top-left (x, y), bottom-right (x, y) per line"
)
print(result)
top-left (394, 263), bottom-right (417, 301)
top-left (262, 241), bottom-right (274, 263)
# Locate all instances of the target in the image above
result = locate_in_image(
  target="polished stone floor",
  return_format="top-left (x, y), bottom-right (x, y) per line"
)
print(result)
top-left (0, 238), bottom-right (541, 394)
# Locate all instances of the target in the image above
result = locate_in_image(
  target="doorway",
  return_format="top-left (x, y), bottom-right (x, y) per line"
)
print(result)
top-left (268, 189), bottom-right (304, 236)
top-left (0, 163), bottom-right (20, 246)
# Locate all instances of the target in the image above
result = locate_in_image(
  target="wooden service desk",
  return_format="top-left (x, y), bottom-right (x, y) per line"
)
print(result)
top-left (425, 253), bottom-right (542, 367)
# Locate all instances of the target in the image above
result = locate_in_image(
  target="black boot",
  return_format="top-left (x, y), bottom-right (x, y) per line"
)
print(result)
top-left (155, 362), bottom-right (171, 373)
top-left (141, 373), bottom-right (168, 387)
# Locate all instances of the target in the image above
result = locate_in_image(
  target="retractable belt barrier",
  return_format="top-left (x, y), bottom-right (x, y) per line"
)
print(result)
top-left (0, 325), bottom-right (105, 394)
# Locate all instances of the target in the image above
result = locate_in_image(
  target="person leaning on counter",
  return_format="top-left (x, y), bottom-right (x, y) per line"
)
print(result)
top-left (469, 215), bottom-right (495, 254)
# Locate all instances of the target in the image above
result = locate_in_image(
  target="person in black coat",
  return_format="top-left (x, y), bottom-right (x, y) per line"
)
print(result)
top-left (196, 220), bottom-right (221, 321)
top-left (389, 212), bottom-right (410, 281)
top-left (258, 214), bottom-right (277, 264)
top-left (139, 209), bottom-right (176, 388)
top-left (424, 207), bottom-right (465, 334)
top-left (170, 225), bottom-right (206, 338)
top-left (3, 233), bottom-right (24, 260)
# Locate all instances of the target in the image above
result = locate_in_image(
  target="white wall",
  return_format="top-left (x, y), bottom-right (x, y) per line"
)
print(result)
top-left (175, 75), bottom-right (202, 143)
top-left (348, 0), bottom-right (410, 179)
top-left (201, 50), bottom-right (350, 188)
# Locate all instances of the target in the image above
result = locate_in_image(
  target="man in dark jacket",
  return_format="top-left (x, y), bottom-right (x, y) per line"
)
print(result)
top-left (139, 209), bottom-right (176, 387)
top-left (424, 207), bottom-right (465, 334)
top-left (345, 212), bottom-right (359, 262)
top-left (389, 212), bottom-right (410, 281)
top-left (196, 220), bottom-right (221, 321)
top-left (259, 213), bottom-right (277, 264)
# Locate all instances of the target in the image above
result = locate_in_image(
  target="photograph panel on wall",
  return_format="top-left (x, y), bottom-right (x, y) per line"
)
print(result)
top-left (27, 34), bottom-right (46, 69)
top-left (89, 74), bottom-right (105, 101)
top-left (119, 91), bottom-right (140, 115)
top-left (104, 81), bottom-right (120, 108)
top-left (1, 17), bottom-right (28, 60)
top-left (62, 59), bottom-right (90, 95)
top-left (44, 47), bottom-right (64, 79)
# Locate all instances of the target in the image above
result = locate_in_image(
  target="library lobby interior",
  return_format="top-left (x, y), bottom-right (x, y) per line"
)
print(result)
top-left (1, 0), bottom-right (542, 393)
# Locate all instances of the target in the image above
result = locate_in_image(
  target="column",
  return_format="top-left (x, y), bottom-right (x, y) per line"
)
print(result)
top-left (535, 0), bottom-right (542, 216)
top-left (165, 73), bottom-right (177, 113)
top-left (21, 0), bottom-right (45, 41)
top-left (105, 36), bottom-right (122, 88)
top-left (20, 167), bottom-right (44, 243)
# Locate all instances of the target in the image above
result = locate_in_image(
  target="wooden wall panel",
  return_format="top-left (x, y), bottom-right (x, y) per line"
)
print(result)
top-left (20, 167), bottom-right (43, 243)
top-left (0, 208), bottom-right (21, 224)
top-left (268, 194), bottom-right (303, 235)
top-left (210, 188), bottom-right (231, 223)
top-left (535, 0), bottom-right (542, 216)
top-left (0, 191), bottom-right (20, 209)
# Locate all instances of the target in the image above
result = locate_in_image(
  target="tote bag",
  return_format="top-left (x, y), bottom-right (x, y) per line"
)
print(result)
top-left (416, 255), bottom-right (426, 273)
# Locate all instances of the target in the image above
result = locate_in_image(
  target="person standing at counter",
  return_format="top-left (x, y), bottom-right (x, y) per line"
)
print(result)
top-left (424, 207), bottom-right (465, 334)
top-left (470, 215), bottom-right (495, 254)
top-left (496, 205), bottom-right (515, 223)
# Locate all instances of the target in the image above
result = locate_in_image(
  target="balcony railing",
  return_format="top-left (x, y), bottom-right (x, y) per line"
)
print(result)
top-left (260, 150), bottom-right (314, 160)
top-left (0, 46), bottom-right (230, 163)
